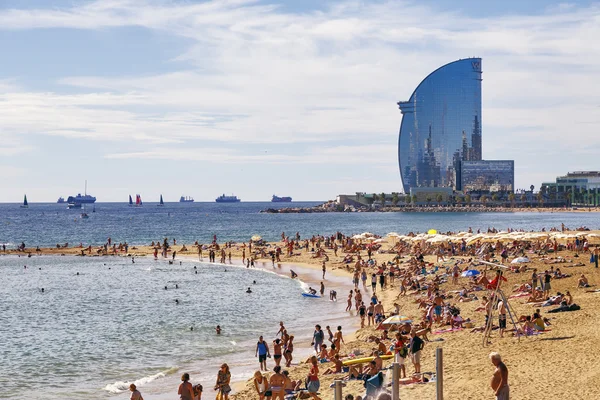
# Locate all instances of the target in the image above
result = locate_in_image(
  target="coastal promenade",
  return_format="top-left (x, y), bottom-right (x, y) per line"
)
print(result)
top-left (7, 228), bottom-right (600, 399)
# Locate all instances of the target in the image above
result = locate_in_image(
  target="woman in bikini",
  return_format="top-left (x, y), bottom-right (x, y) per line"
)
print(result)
top-left (284, 335), bottom-right (294, 367)
top-left (273, 339), bottom-right (283, 367)
top-left (269, 366), bottom-right (286, 400)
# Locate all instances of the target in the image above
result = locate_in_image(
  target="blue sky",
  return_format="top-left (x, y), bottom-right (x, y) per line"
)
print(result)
top-left (1, 0), bottom-right (599, 202)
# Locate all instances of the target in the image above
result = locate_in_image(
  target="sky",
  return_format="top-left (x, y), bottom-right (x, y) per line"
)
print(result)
top-left (0, 0), bottom-right (599, 202)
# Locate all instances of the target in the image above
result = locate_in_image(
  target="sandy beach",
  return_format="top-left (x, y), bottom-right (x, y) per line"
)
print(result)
top-left (6, 228), bottom-right (600, 400)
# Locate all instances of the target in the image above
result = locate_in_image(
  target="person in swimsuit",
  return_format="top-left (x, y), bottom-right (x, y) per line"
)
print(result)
top-left (273, 338), bottom-right (283, 367)
top-left (215, 364), bottom-right (231, 400)
top-left (253, 371), bottom-right (270, 400)
top-left (178, 373), bottom-right (194, 400)
top-left (490, 352), bottom-right (509, 399)
top-left (129, 383), bottom-right (144, 400)
top-left (284, 335), bottom-right (295, 367)
top-left (307, 356), bottom-right (322, 400)
top-left (256, 336), bottom-right (270, 371)
top-left (269, 366), bottom-right (286, 400)
top-left (346, 290), bottom-right (353, 312)
top-left (333, 326), bottom-right (345, 350)
top-left (358, 302), bottom-right (367, 328)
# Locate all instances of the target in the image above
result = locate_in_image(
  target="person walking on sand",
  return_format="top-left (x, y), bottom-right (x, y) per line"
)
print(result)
top-left (129, 383), bottom-right (144, 400)
top-left (215, 364), bottom-right (231, 400)
top-left (322, 261), bottom-right (326, 279)
top-left (498, 299), bottom-right (507, 338)
top-left (273, 338), bottom-right (283, 367)
top-left (307, 356), bottom-right (322, 400)
top-left (256, 336), bottom-right (270, 371)
top-left (311, 325), bottom-right (325, 354)
top-left (490, 352), bottom-right (509, 399)
top-left (178, 373), bottom-right (194, 400)
top-left (284, 335), bottom-right (294, 367)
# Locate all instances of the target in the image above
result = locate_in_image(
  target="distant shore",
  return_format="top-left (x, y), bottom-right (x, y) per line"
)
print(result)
top-left (263, 203), bottom-right (600, 214)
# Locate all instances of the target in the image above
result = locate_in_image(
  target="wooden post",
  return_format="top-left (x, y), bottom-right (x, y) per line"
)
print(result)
top-left (334, 379), bottom-right (343, 400)
top-left (436, 347), bottom-right (443, 400)
top-left (392, 362), bottom-right (400, 400)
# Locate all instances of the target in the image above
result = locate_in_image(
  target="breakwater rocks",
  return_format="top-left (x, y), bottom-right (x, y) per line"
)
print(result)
top-left (261, 204), bottom-right (568, 213)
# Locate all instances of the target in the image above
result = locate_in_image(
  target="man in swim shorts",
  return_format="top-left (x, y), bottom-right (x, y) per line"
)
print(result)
top-left (256, 336), bottom-right (270, 371)
top-left (490, 352), bottom-right (509, 399)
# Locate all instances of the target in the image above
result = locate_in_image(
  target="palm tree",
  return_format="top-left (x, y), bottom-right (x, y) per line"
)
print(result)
top-left (455, 196), bottom-right (462, 207)
top-left (436, 194), bottom-right (443, 206)
top-left (426, 196), bottom-right (432, 207)
top-left (405, 195), bottom-right (411, 206)
top-left (480, 195), bottom-right (487, 207)
top-left (465, 194), bottom-right (471, 206)
top-left (380, 192), bottom-right (386, 207)
top-left (391, 192), bottom-right (399, 207)
top-left (536, 192), bottom-right (544, 208)
top-left (520, 193), bottom-right (527, 205)
top-left (491, 193), bottom-right (499, 205)
top-left (411, 194), bottom-right (418, 205)
top-left (371, 193), bottom-right (378, 204)
top-left (508, 193), bottom-right (516, 208)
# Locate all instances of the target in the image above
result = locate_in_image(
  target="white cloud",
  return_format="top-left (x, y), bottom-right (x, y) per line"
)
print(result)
top-left (0, 0), bottom-right (599, 196)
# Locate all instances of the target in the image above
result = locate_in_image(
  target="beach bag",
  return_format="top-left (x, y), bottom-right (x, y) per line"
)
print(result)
top-left (398, 345), bottom-right (408, 358)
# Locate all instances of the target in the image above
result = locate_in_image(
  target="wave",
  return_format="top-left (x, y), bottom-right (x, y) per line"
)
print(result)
top-left (103, 366), bottom-right (179, 394)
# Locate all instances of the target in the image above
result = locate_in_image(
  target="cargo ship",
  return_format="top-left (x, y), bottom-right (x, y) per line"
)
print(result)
top-left (271, 195), bottom-right (292, 202)
top-left (179, 196), bottom-right (194, 203)
top-left (215, 194), bottom-right (241, 203)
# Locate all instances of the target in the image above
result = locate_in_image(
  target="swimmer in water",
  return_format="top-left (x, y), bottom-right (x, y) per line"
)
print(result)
top-left (290, 270), bottom-right (298, 279)
top-left (132, 257), bottom-right (135, 263)
top-left (175, 299), bottom-right (180, 304)
top-left (253, 280), bottom-right (257, 284)
top-left (165, 286), bottom-right (168, 290)
top-left (216, 325), bottom-right (222, 334)
top-left (246, 287), bottom-right (252, 293)
top-left (176, 284), bottom-right (179, 289)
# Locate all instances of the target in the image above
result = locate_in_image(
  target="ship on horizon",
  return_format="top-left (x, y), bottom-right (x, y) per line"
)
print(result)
top-left (271, 195), bottom-right (292, 203)
top-left (67, 181), bottom-right (95, 209)
top-left (179, 196), bottom-right (194, 203)
top-left (57, 197), bottom-right (65, 204)
top-left (215, 194), bottom-right (241, 203)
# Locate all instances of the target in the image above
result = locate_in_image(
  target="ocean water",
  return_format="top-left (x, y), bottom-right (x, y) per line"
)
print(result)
top-left (0, 255), bottom-right (350, 400)
top-left (0, 202), bottom-right (598, 247)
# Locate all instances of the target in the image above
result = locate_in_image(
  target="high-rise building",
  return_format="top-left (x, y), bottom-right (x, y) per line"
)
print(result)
top-left (397, 58), bottom-right (483, 192)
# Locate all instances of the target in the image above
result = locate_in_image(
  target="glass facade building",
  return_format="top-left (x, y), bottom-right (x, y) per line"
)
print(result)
top-left (398, 58), bottom-right (482, 192)
top-left (461, 160), bottom-right (514, 193)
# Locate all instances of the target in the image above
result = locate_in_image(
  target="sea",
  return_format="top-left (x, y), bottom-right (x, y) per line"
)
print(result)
top-left (1, 202), bottom-right (599, 399)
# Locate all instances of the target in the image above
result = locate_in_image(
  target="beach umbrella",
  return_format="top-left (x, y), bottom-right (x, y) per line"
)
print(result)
top-left (381, 315), bottom-right (413, 325)
top-left (511, 257), bottom-right (530, 264)
top-left (428, 229), bottom-right (437, 235)
top-left (461, 269), bottom-right (481, 277)
top-left (373, 238), bottom-right (387, 243)
top-left (251, 235), bottom-right (262, 242)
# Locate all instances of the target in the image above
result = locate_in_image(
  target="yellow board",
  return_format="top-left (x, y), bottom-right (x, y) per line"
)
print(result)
top-left (341, 354), bottom-right (393, 366)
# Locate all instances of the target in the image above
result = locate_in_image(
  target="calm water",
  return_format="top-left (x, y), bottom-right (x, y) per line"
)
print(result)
top-left (0, 255), bottom-right (350, 399)
top-left (1, 202), bottom-right (599, 247)
top-left (1, 203), bottom-right (599, 399)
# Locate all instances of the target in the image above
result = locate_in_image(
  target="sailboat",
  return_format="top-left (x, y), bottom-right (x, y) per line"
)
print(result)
top-left (157, 194), bottom-right (164, 206)
top-left (20, 194), bottom-right (29, 208)
top-left (136, 194), bottom-right (143, 207)
top-left (128, 195), bottom-right (133, 206)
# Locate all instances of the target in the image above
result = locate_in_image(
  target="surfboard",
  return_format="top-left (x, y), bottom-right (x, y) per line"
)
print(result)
top-left (302, 293), bottom-right (320, 298)
top-left (341, 354), bottom-right (393, 366)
